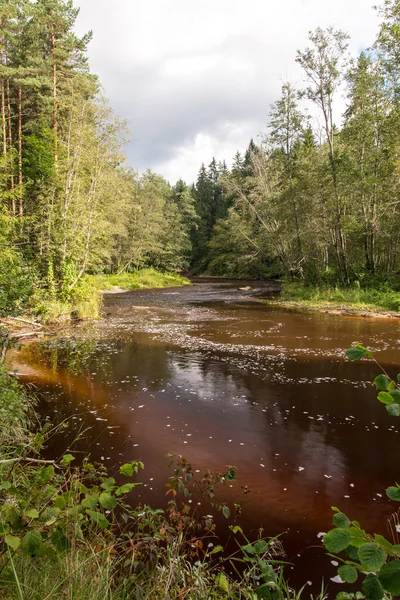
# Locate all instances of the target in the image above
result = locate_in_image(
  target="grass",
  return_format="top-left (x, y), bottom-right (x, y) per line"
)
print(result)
top-left (89, 268), bottom-right (190, 292)
top-left (271, 281), bottom-right (400, 315)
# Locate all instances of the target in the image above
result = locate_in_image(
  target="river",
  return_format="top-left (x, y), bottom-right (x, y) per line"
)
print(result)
top-left (16, 279), bottom-right (400, 592)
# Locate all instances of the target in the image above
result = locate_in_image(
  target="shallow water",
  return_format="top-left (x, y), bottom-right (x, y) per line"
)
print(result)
top-left (16, 280), bottom-right (400, 592)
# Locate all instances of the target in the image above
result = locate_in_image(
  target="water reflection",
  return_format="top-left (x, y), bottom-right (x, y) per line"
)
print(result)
top-left (15, 281), bottom-right (400, 590)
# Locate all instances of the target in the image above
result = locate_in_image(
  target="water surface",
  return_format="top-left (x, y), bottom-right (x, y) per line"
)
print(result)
top-left (17, 280), bottom-right (400, 591)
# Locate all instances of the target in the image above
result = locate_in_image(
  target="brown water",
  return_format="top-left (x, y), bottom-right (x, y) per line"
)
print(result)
top-left (16, 280), bottom-right (400, 592)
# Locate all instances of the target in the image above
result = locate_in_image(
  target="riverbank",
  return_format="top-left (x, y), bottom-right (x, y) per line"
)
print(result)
top-left (264, 281), bottom-right (400, 319)
top-left (89, 268), bottom-right (190, 293)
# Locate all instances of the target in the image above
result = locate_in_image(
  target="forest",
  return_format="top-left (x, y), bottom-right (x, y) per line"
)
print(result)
top-left (2, 0), bottom-right (400, 320)
top-left (3, 1), bottom-right (400, 599)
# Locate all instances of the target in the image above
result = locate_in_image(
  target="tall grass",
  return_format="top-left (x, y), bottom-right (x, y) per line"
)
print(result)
top-left (89, 268), bottom-right (190, 292)
top-left (279, 281), bottom-right (400, 313)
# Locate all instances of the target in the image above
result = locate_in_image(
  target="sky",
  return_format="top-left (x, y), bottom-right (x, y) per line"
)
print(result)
top-left (75, 0), bottom-right (380, 184)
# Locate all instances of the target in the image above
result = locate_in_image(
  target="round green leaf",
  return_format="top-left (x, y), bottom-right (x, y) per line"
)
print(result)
top-left (346, 347), bottom-right (367, 361)
top-left (99, 492), bottom-right (116, 510)
top-left (338, 565), bottom-right (358, 584)
top-left (120, 463), bottom-right (134, 477)
top-left (386, 486), bottom-right (400, 501)
top-left (358, 543), bottom-right (387, 571)
top-left (324, 528), bottom-right (351, 553)
top-left (333, 512), bottom-right (351, 529)
top-left (377, 392), bottom-right (394, 405)
top-left (5, 534), bottom-right (20, 550)
top-left (86, 510), bottom-right (109, 530)
top-left (81, 494), bottom-right (99, 510)
top-left (378, 560), bottom-right (400, 595)
top-left (390, 390), bottom-right (400, 403)
top-left (374, 375), bottom-right (391, 391)
top-left (21, 529), bottom-right (42, 555)
top-left (386, 404), bottom-right (400, 417)
top-left (362, 573), bottom-right (384, 600)
top-left (61, 454), bottom-right (75, 466)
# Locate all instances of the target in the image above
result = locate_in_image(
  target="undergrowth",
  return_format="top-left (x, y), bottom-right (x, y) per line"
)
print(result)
top-left (89, 268), bottom-right (190, 292)
top-left (278, 281), bottom-right (400, 313)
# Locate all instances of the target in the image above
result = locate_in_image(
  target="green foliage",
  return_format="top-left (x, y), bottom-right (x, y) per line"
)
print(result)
top-left (89, 269), bottom-right (190, 293)
top-left (278, 282), bottom-right (400, 314)
top-left (322, 344), bottom-right (400, 599)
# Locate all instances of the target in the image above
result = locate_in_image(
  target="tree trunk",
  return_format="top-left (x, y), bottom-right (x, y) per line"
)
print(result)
top-left (6, 79), bottom-right (15, 214)
top-left (17, 83), bottom-right (23, 216)
top-left (51, 23), bottom-right (58, 170)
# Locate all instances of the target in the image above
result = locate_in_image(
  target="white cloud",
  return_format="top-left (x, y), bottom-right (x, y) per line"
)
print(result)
top-left (76, 0), bottom-right (380, 183)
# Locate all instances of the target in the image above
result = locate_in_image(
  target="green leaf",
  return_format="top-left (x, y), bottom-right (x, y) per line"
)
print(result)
top-left (386, 486), bottom-right (400, 501)
top-left (374, 375), bottom-right (391, 391)
top-left (254, 540), bottom-right (269, 554)
top-left (374, 535), bottom-right (395, 556)
top-left (346, 347), bottom-right (368, 361)
top-left (338, 565), bottom-right (358, 584)
top-left (389, 381), bottom-right (396, 392)
top-left (86, 510), bottom-right (109, 530)
top-left (61, 454), bottom-right (75, 466)
top-left (378, 560), bottom-right (400, 595)
top-left (35, 465), bottom-right (55, 485)
top-left (115, 483), bottom-right (138, 496)
top-left (100, 477), bottom-right (116, 491)
top-left (231, 525), bottom-right (243, 534)
top-left (21, 530), bottom-right (42, 555)
top-left (120, 463), bottom-right (134, 477)
top-left (52, 530), bottom-right (71, 553)
top-left (222, 505), bottom-right (230, 519)
top-left (25, 509), bottom-right (39, 519)
top-left (390, 390), bottom-right (400, 403)
top-left (362, 573), bottom-right (384, 600)
top-left (358, 543), bottom-right (387, 571)
top-left (81, 494), bottom-right (99, 510)
top-left (0, 523), bottom-right (9, 535)
top-left (54, 496), bottom-right (66, 510)
top-left (215, 572), bottom-right (229, 593)
top-left (242, 543), bottom-right (256, 555)
top-left (209, 545), bottom-right (224, 554)
top-left (225, 467), bottom-right (236, 481)
top-left (0, 481), bottom-right (11, 491)
top-left (40, 507), bottom-right (60, 526)
top-left (99, 492), bottom-right (116, 510)
top-left (333, 512), bottom-right (351, 529)
top-left (346, 545), bottom-right (359, 560)
top-left (5, 535), bottom-right (20, 550)
top-left (377, 391), bottom-right (394, 405)
top-left (324, 529), bottom-right (351, 552)
top-left (397, 373), bottom-right (400, 383)
top-left (386, 403), bottom-right (400, 416)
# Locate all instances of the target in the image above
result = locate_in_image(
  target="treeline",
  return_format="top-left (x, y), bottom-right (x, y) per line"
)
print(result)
top-left (5, 0), bottom-right (400, 319)
top-left (190, 0), bottom-right (400, 284)
top-left (0, 0), bottom-right (196, 316)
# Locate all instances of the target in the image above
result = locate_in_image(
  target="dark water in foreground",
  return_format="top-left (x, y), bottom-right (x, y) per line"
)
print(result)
top-left (16, 280), bottom-right (400, 592)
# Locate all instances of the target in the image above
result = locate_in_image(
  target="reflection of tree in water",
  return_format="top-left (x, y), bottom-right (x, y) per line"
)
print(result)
top-left (24, 337), bottom-right (100, 376)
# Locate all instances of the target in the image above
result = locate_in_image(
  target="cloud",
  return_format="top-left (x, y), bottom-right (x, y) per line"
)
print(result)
top-left (76, 0), bottom-right (380, 183)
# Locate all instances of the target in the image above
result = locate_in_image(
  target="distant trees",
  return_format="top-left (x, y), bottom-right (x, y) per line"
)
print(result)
top-left (191, 3), bottom-right (400, 283)
top-left (0, 0), bottom-right (198, 315)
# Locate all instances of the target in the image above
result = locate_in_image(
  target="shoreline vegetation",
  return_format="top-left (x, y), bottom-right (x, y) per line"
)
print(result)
top-left (265, 281), bottom-right (400, 319)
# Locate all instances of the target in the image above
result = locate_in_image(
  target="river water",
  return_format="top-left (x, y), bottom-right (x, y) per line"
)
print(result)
top-left (16, 280), bottom-right (400, 592)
